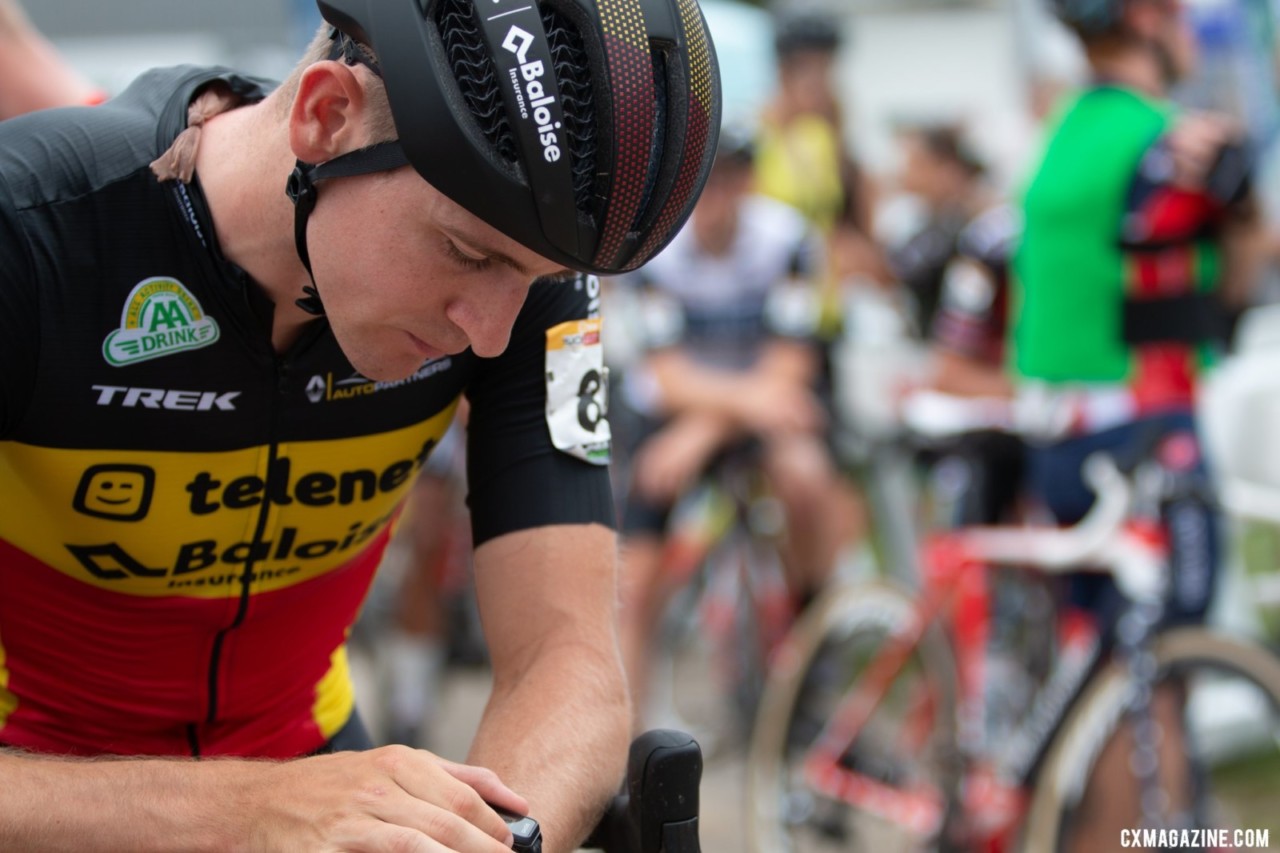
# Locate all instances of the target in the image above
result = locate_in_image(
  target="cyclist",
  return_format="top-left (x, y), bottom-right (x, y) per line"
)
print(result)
top-left (0, 0), bottom-right (103, 117)
top-left (918, 202), bottom-right (1023, 527)
top-left (0, 0), bottom-right (721, 849)
top-left (615, 129), bottom-right (851, 722)
top-left (1013, 0), bottom-right (1262, 844)
top-left (755, 10), bottom-right (870, 236)
top-left (885, 123), bottom-right (994, 337)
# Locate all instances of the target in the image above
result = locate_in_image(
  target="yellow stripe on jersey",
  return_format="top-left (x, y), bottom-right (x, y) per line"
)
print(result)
top-left (312, 642), bottom-right (355, 741)
top-left (0, 636), bottom-right (15, 729)
top-left (0, 402), bottom-right (458, 598)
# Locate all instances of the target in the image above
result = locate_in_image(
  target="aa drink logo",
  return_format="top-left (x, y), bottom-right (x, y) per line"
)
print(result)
top-left (103, 277), bottom-right (220, 366)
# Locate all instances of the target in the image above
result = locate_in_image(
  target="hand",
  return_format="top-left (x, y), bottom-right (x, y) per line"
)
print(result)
top-left (1166, 112), bottom-right (1242, 192)
top-left (632, 415), bottom-right (728, 503)
top-left (732, 379), bottom-right (826, 437)
top-left (250, 745), bottom-right (529, 852)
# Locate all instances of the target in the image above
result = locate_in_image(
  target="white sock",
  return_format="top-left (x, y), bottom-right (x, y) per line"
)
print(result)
top-left (386, 632), bottom-right (446, 732)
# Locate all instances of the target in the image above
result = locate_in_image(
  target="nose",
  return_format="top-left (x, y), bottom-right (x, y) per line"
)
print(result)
top-left (445, 277), bottom-right (532, 358)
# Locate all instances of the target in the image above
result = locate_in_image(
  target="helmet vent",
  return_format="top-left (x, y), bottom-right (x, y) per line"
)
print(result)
top-left (542, 5), bottom-right (599, 219)
top-left (435, 0), bottom-right (520, 163)
top-left (434, 0), bottom-right (599, 219)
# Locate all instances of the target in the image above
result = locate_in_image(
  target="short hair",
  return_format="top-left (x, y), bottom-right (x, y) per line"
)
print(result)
top-left (1051, 0), bottom-right (1128, 44)
top-left (911, 124), bottom-right (986, 178)
top-left (276, 25), bottom-right (398, 145)
top-left (773, 11), bottom-right (843, 59)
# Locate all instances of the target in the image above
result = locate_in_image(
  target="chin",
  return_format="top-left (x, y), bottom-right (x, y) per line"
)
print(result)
top-left (343, 347), bottom-right (423, 383)
top-left (362, 360), bottom-right (424, 382)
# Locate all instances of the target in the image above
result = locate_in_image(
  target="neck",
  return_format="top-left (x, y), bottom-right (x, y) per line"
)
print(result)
top-left (195, 96), bottom-right (318, 352)
top-left (1089, 44), bottom-right (1168, 98)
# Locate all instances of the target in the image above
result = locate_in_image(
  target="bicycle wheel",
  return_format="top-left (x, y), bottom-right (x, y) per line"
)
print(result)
top-left (747, 582), bottom-right (961, 853)
top-left (1024, 627), bottom-right (1280, 851)
top-left (649, 527), bottom-right (788, 755)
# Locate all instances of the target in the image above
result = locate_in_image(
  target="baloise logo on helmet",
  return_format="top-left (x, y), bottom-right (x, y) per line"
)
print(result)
top-left (501, 24), bottom-right (564, 164)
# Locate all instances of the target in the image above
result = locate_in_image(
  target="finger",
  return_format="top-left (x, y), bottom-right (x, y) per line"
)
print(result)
top-left (387, 752), bottom-right (518, 846)
top-left (437, 759), bottom-right (530, 824)
top-left (339, 820), bottom-right (439, 853)
top-left (358, 792), bottom-right (510, 853)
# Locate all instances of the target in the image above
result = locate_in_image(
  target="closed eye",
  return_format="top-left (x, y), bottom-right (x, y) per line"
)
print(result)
top-left (444, 238), bottom-right (496, 272)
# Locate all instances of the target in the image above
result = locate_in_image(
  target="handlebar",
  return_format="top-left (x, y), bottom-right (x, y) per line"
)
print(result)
top-left (954, 452), bottom-right (1166, 603)
top-left (581, 729), bottom-right (702, 853)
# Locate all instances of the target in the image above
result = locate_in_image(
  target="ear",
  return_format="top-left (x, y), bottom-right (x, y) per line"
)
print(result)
top-left (288, 60), bottom-right (368, 164)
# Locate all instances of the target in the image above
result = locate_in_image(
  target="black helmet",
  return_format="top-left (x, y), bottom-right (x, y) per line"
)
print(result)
top-left (305, 0), bottom-right (722, 276)
top-left (1050, 0), bottom-right (1125, 36)
top-left (772, 11), bottom-right (843, 58)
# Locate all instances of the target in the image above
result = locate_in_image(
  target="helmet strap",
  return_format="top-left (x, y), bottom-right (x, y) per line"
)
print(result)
top-left (284, 140), bottom-right (410, 315)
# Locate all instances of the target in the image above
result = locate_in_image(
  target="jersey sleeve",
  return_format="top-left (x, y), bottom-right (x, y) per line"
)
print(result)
top-left (931, 259), bottom-right (1000, 359)
top-left (762, 226), bottom-right (826, 342)
top-left (1122, 133), bottom-right (1233, 248)
top-left (464, 275), bottom-right (615, 546)
top-left (0, 178), bottom-right (38, 439)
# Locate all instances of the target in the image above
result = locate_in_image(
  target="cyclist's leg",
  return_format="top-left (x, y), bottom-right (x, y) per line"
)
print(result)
top-left (382, 421), bottom-right (469, 748)
top-left (762, 432), bottom-right (863, 608)
top-left (1027, 629), bottom-right (1280, 850)
top-left (617, 417), bottom-right (682, 731)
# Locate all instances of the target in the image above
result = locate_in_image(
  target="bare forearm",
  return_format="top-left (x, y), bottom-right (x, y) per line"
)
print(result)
top-left (648, 351), bottom-right (756, 419)
top-left (468, 643), bottom-right (629, 853)
top-left (0, 3), bottom-right (97, 119)
top-left (469, 525), bottom-right (630, 851)
top-left (0, 750), bottom-right (258, 852)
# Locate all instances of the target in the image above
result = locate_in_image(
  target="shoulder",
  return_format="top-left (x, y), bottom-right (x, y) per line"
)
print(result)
top-left (512, 273), bottom-right (603, 332)
top-left (0, 66), bottom-right (273, 211)
top-left (742, 195), bottom-right (811, 241)
top-left (958, 204), bottom-right (1020, 266)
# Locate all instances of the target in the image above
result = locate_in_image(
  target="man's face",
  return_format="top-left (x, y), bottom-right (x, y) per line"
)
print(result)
top-left (780, 50), bottom-right (837, 115)
top-left (1137, 0), bottom-right (1198, 83)
top-left (691, 161), bottom-right (751, 246)
top-left (1160, 0), bottom-right (1198, 83)
top-left (302, 168), bottom-right (572, 380)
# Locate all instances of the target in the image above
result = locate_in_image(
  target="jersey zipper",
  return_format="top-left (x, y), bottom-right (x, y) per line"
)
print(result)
top-left (200, 355), bottom-right (290, 733)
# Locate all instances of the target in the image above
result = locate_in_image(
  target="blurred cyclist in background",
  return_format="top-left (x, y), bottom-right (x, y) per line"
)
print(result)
top-left (917, 202), bottom-right (1023, 527)
top-left (615, 130), bottom-right (852, 724)
top-left (755, 10), bottom-right (872, 237)
top-left (1017, 0), bottom-right (1259, 621)
top-left (1014, 0), bottom-right (1264, 844)
top-left (885, 123), bottom-right (996, 336)
top-left (0, 0), bottom-right (102, 118)
top-left (355, 416), bottom-right (471, 751)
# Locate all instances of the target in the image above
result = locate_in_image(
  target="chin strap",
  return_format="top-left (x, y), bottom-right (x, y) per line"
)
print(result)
top-left (284, 140), bottom-right (410, 315)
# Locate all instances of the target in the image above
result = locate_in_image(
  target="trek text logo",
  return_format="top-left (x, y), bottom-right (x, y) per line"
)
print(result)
top-left (103, 277), bottom-right (220, 366)
top-left (93, 385), bottom-right (240, 411)
top-left (502, 24), bottom-right (562, 163)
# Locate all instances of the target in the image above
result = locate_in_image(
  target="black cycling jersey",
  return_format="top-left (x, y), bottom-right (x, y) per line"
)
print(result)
top-left (0, 66), bottom-right (612, 757)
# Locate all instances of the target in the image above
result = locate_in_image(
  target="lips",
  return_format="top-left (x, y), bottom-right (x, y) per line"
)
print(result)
top-left (406, 331), bottom-right (445, 359)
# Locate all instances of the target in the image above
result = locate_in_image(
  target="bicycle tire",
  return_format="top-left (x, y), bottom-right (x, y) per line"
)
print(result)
top-left (746, 581), bottom-right (962, 853)
top-left (649, 527), bottom-right (788, 755)
top-left (1023, 627), bottom-right (1280, 850)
